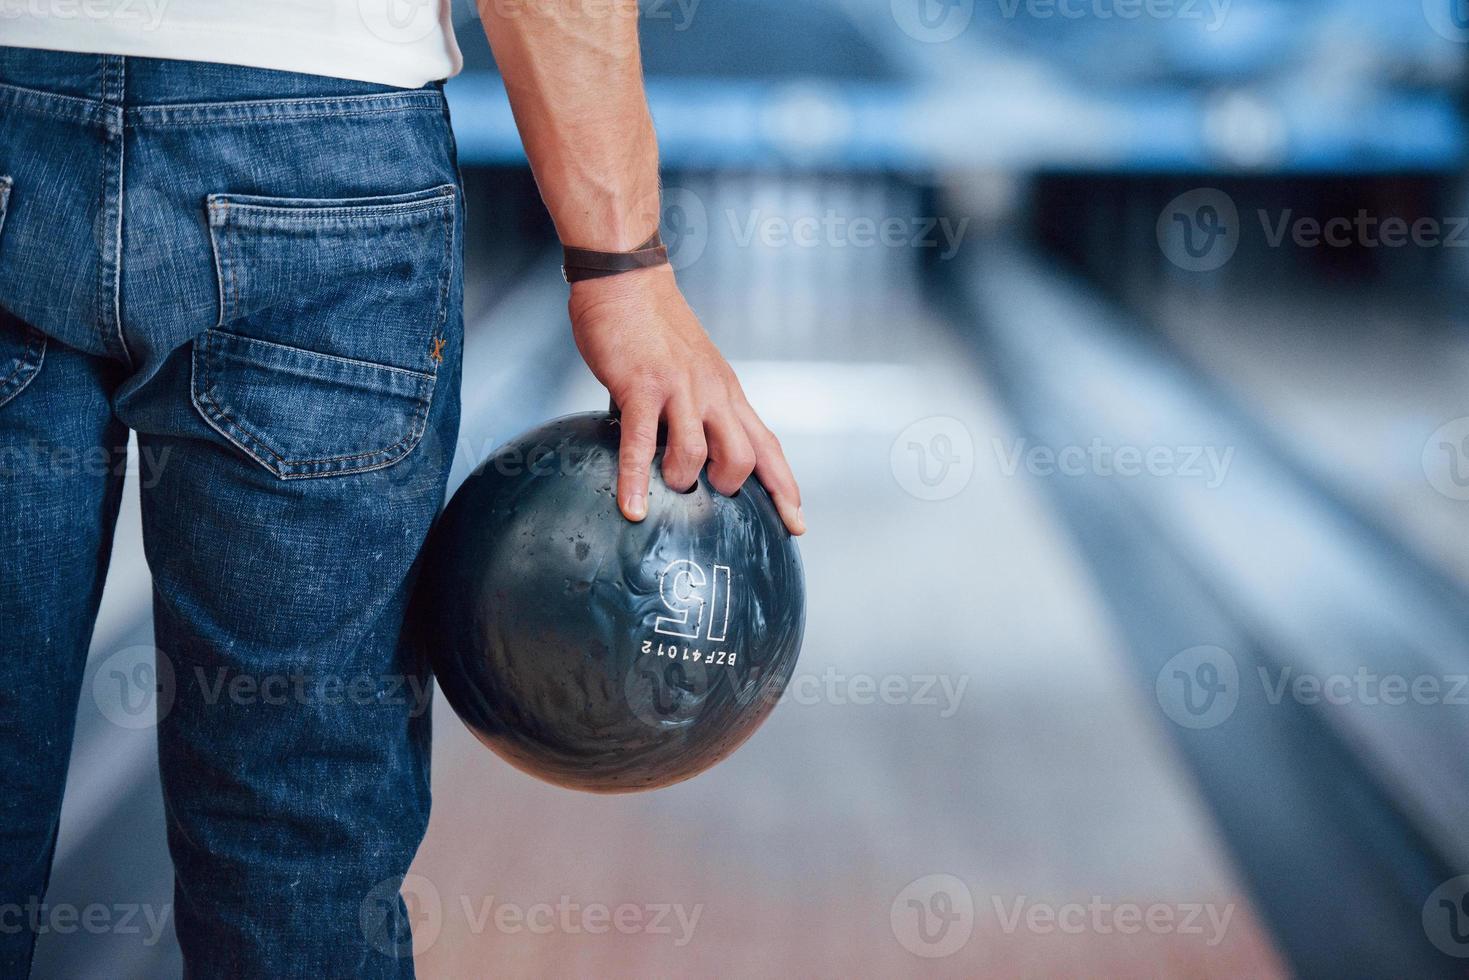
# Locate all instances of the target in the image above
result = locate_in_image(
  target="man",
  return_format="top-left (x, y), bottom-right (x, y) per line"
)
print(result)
top-left (0, 1), bottom-right (803, 974)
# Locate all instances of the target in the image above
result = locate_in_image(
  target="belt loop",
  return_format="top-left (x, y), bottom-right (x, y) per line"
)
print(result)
top-left (99, 53), bottom-right (125, 103)
top-left (99, 54), bottom-right (125, 137)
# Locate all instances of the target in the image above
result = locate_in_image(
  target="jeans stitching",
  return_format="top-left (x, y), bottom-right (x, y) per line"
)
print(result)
top-left (227, 216), bottom-right (240, 324)
top-left (0, 81), bottom-right (107, 128)
top-left (197, 380), bottom-right (433, 471)
top-left (206, 201), bottom-right (228, 328)
top-left (129, 89), bottom-right (442, 114)
top-left (0, 329), bottom-right (45, 404)
top-left (207, 329), bottom-right (437, 381)
top-left (192, 332), bottom-right (436, 474)
top-left (437, 187), bottom-right (454, 339)
top-left (215, 196), bottom-right (454, 222)
top-left (191, 184), bottom-right (453, 476)
top-left (130, 95), bottom-right (445, 127)
top-left (0, 82), bottom-right (440, 130)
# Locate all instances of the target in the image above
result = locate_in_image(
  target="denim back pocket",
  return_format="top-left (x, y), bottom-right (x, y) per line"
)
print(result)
top-left (0, 176), bottom-right (48, 411)
top-left (194, 184), bottom-right (456, 479)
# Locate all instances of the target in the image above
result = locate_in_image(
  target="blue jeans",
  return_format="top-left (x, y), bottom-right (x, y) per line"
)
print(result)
top-left (0, 48), bottom-right (463, 976)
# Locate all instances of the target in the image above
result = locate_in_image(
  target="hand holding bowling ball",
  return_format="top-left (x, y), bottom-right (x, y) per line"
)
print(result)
top-left (412, 412), bottom-right (805, 792)
top-left (565, 265), bottom-right (806, 536)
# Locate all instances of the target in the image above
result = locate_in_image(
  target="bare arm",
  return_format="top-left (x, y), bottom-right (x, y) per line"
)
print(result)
top-left (477, 0), bottom-right (805, 535)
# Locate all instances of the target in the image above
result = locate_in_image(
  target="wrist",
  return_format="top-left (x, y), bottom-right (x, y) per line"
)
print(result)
top-left (569, 262), bottom-right (676, 302)
top-left (542, 137), bottom-right (660, 251)
top-left (556, 214), bottom-right (657, 253)
top-left (562, 231), bottom-right (668, 284)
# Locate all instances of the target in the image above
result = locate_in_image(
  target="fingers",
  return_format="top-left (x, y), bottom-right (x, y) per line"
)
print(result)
top-left (611, 383), bottom-right (802, 535)
top-left (739, 406), bottom-right (805, 536)
top-left (704, 413), bottom-right (757, 498)
top-left (659, 394), bottom-right (707, 493)
top-left (616, 394), bottom-right (660, 522)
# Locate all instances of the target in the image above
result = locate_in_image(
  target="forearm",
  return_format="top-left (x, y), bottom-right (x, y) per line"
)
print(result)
top-left (475, 0), bottom-right (805, 535)
top-left (477, 0), bottom-right (660, 250)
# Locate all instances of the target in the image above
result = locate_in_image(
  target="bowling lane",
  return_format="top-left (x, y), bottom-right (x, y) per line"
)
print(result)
top-left (960, 242), bottom-right (1469, 973)
top-left (409, 175), bottom-right (1284, 977)
top-left (1147, 278), bottom-right (1469, 590)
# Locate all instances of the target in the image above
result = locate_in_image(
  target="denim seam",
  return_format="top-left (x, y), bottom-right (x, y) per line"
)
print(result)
top-left (95, 57), bottom-right (108, 363)
top-left (206, 190), bottom-right (455, 370)
top-left (0, 80), bottom-right (112, 128)
top-left (0, 328), bottom-right (46, 407)
top-left (205, 200), bottom-right (228, 329)
top-left (206, 192), bottom-right (456, 323)
top-left (0, 176), bottom-right (38, 408)
top-left (209, 195), bottom-right (455, 222)
top-left (431, 187), bottom-right (455, 363)
top-left (204, 329), bottom-right (437, 381)
top-left (0, 82), bottom-right (436, 128)
top-left (437, 183), bottom-right (455, 338)
top-left (97, 57), bottom-right (135, 371)
top-left (192, 183), bottom-right (453, 478)
top-left (191, 336), bottom-right (437, 477)
top-left (128, 92), bottom-right (444, 126)
top-left (219, 204), bottom-right (240, 324)
top-left (196, 381), bottom-right (433, 470)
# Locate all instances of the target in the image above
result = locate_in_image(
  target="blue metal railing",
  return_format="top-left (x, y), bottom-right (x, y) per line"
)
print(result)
top-left (446, 72), bottom-right (1467, 174)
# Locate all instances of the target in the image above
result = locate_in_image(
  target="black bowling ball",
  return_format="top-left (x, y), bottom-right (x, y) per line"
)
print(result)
top-left (412, 412), bottom-right (805, 792)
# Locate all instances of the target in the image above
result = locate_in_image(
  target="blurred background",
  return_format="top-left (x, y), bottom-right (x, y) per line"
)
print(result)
top-left (45, 0), bottom-right (1469, 976)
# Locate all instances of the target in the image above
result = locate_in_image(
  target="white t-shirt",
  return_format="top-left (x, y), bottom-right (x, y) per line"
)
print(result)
top-left (0, 0), bottom-right (463, 89)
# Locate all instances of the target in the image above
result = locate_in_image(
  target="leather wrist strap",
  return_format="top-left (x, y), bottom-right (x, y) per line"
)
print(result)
top-left (562, 231), bottom-right (669, 283)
